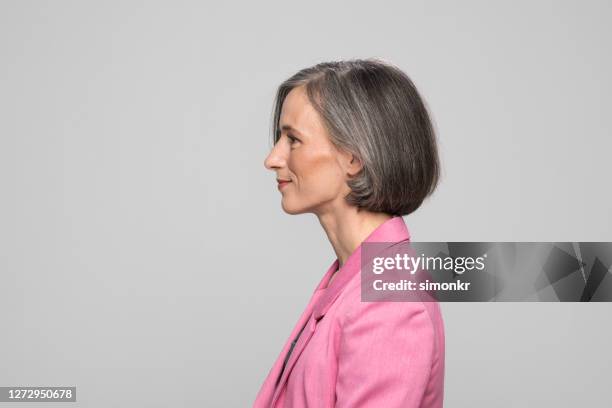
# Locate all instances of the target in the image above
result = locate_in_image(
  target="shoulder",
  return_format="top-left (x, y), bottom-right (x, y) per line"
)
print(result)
top-left (333, 272), bottom-right (444, 342)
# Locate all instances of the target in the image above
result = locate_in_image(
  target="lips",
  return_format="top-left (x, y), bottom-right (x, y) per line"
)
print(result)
top-left (277, 178), bottom-right (292, 190)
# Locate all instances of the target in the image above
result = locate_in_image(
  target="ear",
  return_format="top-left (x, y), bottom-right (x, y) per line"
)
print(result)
top-left (342, 151), bottom-right (363, 178)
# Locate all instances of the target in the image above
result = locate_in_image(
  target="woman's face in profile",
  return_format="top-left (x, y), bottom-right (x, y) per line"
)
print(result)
top-left (264, 86), bottom-right (353, 215)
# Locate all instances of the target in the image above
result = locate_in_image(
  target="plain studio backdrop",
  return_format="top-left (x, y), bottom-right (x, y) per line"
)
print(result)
top-left (1, 1), bottom-right (610, 407)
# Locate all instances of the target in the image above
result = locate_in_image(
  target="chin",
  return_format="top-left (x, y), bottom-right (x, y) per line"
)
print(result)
top-left (281, 203), bottom-right (306, 215)
top-left (281, 198), bottom-right (313, 215)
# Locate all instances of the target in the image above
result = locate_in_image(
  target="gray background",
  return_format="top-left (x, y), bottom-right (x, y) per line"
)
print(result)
top-left (1, 1), bottom-right (610, 407)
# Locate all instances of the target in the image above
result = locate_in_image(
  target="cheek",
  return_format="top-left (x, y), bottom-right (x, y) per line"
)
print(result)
top-left (289, 149), bottom-right (345, 190)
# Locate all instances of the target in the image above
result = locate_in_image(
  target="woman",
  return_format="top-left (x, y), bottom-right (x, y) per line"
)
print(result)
top-left (255, 59), bottom-right (445, 407)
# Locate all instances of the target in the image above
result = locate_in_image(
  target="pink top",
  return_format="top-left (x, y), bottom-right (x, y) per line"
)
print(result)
top-left (253, 216), bottom-right (445, 407)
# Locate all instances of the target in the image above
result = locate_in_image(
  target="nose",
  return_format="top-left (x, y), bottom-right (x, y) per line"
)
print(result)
top-left (264, 142), bottom-right (287, 171)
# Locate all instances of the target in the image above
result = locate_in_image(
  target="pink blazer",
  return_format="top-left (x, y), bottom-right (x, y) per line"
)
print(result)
top-left (253, 216), bottom-right (445, 407)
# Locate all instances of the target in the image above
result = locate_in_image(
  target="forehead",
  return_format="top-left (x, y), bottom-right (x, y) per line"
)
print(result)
top-left (279, 86), bottom-right (324, 136)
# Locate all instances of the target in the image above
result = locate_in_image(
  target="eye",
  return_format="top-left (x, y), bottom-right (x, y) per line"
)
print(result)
top-left (287, 133), bottom-right (300, 146)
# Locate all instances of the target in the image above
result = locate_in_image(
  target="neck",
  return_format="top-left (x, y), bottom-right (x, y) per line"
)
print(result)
top-left (316, 204), bottom-right (393, 270)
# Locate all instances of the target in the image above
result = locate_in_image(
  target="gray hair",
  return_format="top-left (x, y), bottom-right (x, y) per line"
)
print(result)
top-left (271, 58), bottom-right (440, 216)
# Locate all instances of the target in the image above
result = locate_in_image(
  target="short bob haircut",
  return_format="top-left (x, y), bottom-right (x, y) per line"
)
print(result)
top-left (271, 58), bottom-right (440, 217)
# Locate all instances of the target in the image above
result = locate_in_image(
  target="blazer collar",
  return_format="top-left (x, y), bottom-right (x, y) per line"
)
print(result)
top-left (312, 215), bottom-right (411, 321)
top-left (270, 215), bottom-right (411, 406)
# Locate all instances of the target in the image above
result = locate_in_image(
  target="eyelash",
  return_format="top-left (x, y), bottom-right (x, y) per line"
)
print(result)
top-left (287, 134), bottom-right (299, 145)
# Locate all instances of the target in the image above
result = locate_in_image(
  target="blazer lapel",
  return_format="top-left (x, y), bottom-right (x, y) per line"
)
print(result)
top-left (270, 312), bottom-right (318, 406)
top-left (255, 262), bottom-right (337, 407)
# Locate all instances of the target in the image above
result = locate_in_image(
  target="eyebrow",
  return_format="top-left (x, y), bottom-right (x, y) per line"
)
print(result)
top-left (279, 124), bottom-right (305, 137)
